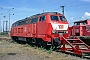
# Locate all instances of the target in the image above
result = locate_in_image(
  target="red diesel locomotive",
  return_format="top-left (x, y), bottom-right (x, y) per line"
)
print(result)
top-left (10, 12), bottom-right (68, 48)
top-left (10, 12), bottom-right (90, 56)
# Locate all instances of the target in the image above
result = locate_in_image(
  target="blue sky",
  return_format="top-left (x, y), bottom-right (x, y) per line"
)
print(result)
top-left (0, 0), bottom-right (90, 31)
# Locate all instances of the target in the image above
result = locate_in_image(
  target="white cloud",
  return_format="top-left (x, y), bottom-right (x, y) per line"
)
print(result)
top-left (81, 16), bottom-right (85, 18)
top-left (83, 12), bottom-right (90, 19)
top-left (70, 17), bottom-right (74, 19)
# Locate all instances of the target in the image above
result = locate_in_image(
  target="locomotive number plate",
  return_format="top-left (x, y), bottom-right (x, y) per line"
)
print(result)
top-left (58, 25), bottom-right (64, 29)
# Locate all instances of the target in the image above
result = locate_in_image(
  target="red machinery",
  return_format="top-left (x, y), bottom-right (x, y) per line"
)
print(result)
top-left (69, 19), bottom-right (90, 36)
top-left (10, 12), bottom-right (90, 57)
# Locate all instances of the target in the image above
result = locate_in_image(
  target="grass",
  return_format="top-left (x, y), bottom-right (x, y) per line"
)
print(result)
top-left (13, 42), bottom-right (18, 44)
top-left (11, 41), bottom-right (18, 44)
top-left (47, 46), bottom-right (55, 54)
top-left (0, 32), bottom-right (9, 36)
top-left (24, 44), bottom-right (31, 47)
top-left (38, 46), bottom-right (43, 50)
top-left (29, 45), bottom-right (55, 54)
top-left (11, 40), bottom-right (55, 54)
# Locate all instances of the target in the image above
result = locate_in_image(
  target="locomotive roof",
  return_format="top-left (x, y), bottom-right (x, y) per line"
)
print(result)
top-left (14, 12), bottom-right (61, 23)
top-left (74, 19), bottom-right (90, 23)
top-left (28, 12), bottom-right (62, 18)
top-left (41, 12), bottom-right (61, 15)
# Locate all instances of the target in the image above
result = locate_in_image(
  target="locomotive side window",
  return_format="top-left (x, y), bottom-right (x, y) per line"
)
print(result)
top-left (12, 24), bottom-right (14, 27)
top-left (50, 15), bottom-right (58, 21)
top-left (18, 21), bottom-right (22, 25)
top-left (26, 20), bottom-right (29, 24)
top-left (14, 22), bottom-right (16, 26)
top-left (74, 23), bottom-right (80, 25)
top-left (59, 16), bottom-right (67, 22)
top-left (21, 21), bottom-right (24, 25)
top-left (17, 22), bottom-right (19, 26)
top-left (22, 20), bottom-right (26, 24)
top-left (31, 18), bottom-right (38, 23)
top-left (28, 19), bottom-right (32, 24)
top-left (15, 23), bottom-right (18, 26)
top-left (82, 21), bottom-right (86, 25)
top-left (39, 16), bottom-right (46, 21)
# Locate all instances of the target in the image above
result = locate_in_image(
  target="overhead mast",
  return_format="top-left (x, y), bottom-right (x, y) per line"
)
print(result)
top-left (43, 9), bottom-right (44, 13)
top-left (61, 5), bottom-right (65, 15)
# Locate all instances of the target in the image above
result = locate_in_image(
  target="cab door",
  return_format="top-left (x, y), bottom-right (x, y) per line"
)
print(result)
top-left (31, 18), bottom-right (38, 37)
top-left (33, 23), bottom-right (36, 34)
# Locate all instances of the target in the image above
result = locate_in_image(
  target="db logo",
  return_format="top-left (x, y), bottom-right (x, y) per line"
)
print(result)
top-left (59, 25), bottom-right (64, 29)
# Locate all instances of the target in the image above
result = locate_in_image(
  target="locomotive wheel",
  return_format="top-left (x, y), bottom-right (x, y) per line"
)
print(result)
top-left (16, 37), bottom-right (23, 44)
top-left (52, 38), bottom-right (61, 50)
top-left (11, 37), bottom-right (15, 42)
top-left (29, 38), bottom-right (36, 46)
top-left (56, 41), bottom-right (61, 50)
top-left (38, 40), bottom-right (46, 48)
top-left (12, 36), bottom-right (18, 42)
top-left (29, 39), bottom-right (33, 46)
top-left (15, 37), bottom-right (18, 42)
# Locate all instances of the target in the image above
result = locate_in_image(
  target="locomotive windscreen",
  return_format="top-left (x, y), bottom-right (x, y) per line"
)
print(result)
top-left (50, 15), bottom-right (58, 21)
top-left (50, 15), bottom-right (67, 22)
top-left (59, 16), bottom-right (67, 22)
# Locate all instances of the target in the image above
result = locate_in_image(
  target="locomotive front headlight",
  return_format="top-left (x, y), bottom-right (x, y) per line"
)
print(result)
top-left (66, 31), bottom-right (68, 33)
top-left (65, 31), bottom-right (68, 33)
top-left (52, 30), bottom-right (56, 34)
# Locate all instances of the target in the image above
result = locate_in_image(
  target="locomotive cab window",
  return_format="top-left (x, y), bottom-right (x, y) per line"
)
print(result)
top-left (39, 16), bottom-right (46, 21)
top-left (59, 16), bottom-right (67, 22)
top-left (50, 15), bottom-right (58, 21)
